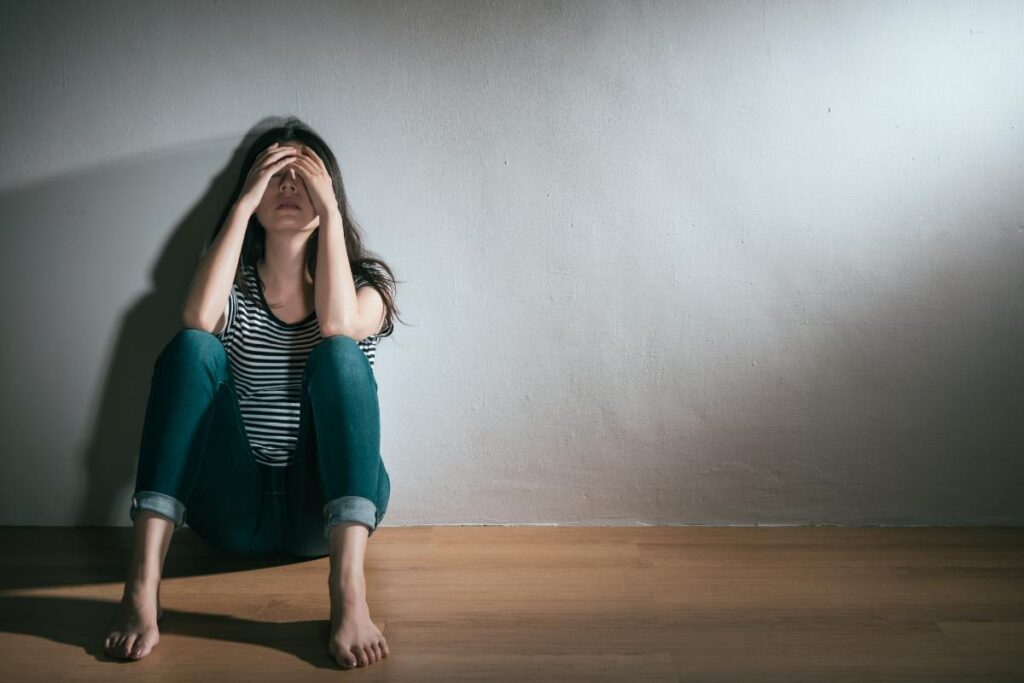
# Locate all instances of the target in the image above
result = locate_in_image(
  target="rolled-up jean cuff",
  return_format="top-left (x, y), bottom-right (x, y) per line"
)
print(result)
top-left (130, 490), bottom-right (186, 529)
top-left (323, 495), bottom-right (378, 538)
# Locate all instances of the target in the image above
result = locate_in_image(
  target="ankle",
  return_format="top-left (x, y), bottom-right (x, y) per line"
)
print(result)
top-left (126, 565), bottom-right (161, 589)
top-left (329, 563), bottom-right (365, 581)
top-left (328, 572), bottom-right (366, 600)
top-left (130, 547), bottom-right (165, 572)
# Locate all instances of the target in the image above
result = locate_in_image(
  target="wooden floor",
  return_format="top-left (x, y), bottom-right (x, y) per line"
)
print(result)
top-left (0, 526), bottom-right (1022, 682)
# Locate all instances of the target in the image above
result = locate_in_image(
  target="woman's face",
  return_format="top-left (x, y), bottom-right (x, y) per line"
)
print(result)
top-left (254, 142), bottom-right (319, 232)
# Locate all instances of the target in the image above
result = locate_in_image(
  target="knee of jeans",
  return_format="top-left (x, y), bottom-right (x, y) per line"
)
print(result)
top-left (157, 328), bottom-right (229, 371)
top-left (306, 335), bottom-right (368, 378)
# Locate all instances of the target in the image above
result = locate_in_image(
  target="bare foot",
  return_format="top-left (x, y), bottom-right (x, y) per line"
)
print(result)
top-left (328, 573), bottom-right (389, 668)
top-left (103, 578), bottom-right (161, 661)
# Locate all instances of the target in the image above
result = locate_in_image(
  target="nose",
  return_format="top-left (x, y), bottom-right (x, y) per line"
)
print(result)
top-left (278, 166), bottom-right (301, 193)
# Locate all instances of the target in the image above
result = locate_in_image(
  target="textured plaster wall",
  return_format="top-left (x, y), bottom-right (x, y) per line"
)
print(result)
top-left (1, 0), bottom-right (1022, 529)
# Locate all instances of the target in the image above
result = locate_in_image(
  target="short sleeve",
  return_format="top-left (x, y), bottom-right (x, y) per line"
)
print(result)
top-left (353, 272), bottom-right (385, 338)
top-left (214, 287), bottom-right (236, 342)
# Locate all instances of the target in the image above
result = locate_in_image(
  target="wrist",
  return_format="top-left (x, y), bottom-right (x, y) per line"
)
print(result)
top-left (322, 206), bottom-right (344, 226)
top-left (233, 198), bottom-right (256, 220)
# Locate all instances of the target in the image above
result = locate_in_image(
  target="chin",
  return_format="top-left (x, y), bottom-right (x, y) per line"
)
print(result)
top-left (261, 215), bottom-right (317, 231)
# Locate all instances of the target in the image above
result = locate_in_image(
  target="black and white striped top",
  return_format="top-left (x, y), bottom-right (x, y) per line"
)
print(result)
top-left (215, 263), bottom-right (381, 467)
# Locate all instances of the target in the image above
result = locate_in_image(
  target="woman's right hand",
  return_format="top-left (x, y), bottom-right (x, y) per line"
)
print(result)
top-left (235, 143), bottom-right (301, 216)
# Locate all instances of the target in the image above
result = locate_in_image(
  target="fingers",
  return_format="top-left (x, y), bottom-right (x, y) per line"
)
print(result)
top-left (281, 157), bottom-right (323, 189)
top-left (256, 145), bottom-right (299, 171)
top-left (254, 152), bottom-right (302, 183)
top-left (286, 156), bottom-right (318, 178)
top-left (299, 145), bottom-right (328, 172)
top-left (262, 142), bottom-right (327, 173)
top-left (247, 149), bottom-right (298, 184)
top-left (257, 143), bottom-right (290, 164)
top-left (270, 153), bottom-right (300, 171)
top-left (266, 148), bottom-right (301, 169)
top-left (255, 143), bottom-right (328, 187)
top-left (275, 143), bottom-right (326, 172)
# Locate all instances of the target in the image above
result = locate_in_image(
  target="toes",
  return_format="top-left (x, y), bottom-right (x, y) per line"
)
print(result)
top-left (121, 634), bottom-right (138, 658)
top-left (334, 642), bottom-right (384, 668)
top-left (335, 648), bottom-right (357, 669)
top-left (379, 639), bottom-right (390, 657)
top-left (135, 632), bottom-right (159, 659)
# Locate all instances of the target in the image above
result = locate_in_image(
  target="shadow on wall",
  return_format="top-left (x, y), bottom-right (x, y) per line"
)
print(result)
top-left (0, 118), bottom-right (289, 539)
top-left (72, 120), bottom-right (291, 533)
top-left (1, 119), bottom-right (1022, 541)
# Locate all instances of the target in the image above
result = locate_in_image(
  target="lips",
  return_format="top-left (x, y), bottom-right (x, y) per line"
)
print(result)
top-left (277, 202), bottom-right (300, 210)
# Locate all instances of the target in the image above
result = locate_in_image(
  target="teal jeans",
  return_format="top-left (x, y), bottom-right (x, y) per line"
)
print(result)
top-left (129, 328), bottom-right (390, 559)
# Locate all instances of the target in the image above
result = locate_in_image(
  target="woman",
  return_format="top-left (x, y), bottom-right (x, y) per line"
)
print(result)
top-left (102, 117), bottom-right (402, 670)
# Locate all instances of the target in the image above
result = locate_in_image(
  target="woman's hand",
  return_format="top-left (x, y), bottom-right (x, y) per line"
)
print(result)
top-left (236, 143), bottom-right (302, 216)
top-left (288, 146), bottom-right (339, 222)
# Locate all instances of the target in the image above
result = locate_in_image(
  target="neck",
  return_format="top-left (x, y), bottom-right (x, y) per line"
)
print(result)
top-left (260, 232), bottom-right (314, 290)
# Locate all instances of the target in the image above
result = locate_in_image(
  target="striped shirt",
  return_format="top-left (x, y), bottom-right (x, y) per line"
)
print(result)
top-left (215, 263), bottom-right (381, 467)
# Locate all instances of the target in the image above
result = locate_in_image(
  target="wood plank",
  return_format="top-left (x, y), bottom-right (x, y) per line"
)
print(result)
top-left (0, 527), bottom-right (1021, 682)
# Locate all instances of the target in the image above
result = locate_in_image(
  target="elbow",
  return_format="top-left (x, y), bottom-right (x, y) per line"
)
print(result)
top-left (182, 311), bottom-right (216, 334)
top-left (320, 320), bottom-right (354, 339)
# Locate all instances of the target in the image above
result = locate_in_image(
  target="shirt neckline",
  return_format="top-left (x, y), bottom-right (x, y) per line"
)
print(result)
top-left (247, 265), bottom-right (317, 328)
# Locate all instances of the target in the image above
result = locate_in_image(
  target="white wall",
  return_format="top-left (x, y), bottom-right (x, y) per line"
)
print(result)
top-left (1, 0), bottom-right (1021, 529)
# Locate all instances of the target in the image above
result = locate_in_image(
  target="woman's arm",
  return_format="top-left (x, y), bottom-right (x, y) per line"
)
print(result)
top-left (287, 144), bottom-right (381, 338)
top-left (180, 201), bottom-right (251, 332)
top-left (181, 143), bottom-right (299, 332)
top-left (315, 207), bottom-right (361, 337)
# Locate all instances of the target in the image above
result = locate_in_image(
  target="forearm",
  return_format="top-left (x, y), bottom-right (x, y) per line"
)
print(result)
top-left (315, 208), bottom-right (359, 335)
top-left (180, 201), bottom-right (250, 330)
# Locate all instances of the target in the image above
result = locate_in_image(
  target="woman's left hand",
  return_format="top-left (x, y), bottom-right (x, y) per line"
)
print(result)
top-left (288, 146), bottom-right (339, 222)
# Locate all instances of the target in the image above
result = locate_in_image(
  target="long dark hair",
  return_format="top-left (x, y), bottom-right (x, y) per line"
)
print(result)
top-left (207, 116), bottom-right (403, 338)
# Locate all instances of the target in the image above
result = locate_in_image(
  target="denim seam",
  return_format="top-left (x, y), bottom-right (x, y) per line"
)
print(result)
top-left (306, 389), bottom-right (379, 539)
top-left (223, 374), bottom-right (260, 476)
top-left (132, 341), bottom-right (226, 531)
top-left (303, 367), bottom-right (333, 510)
top-left (179, 381), bottom-right (228, 513)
